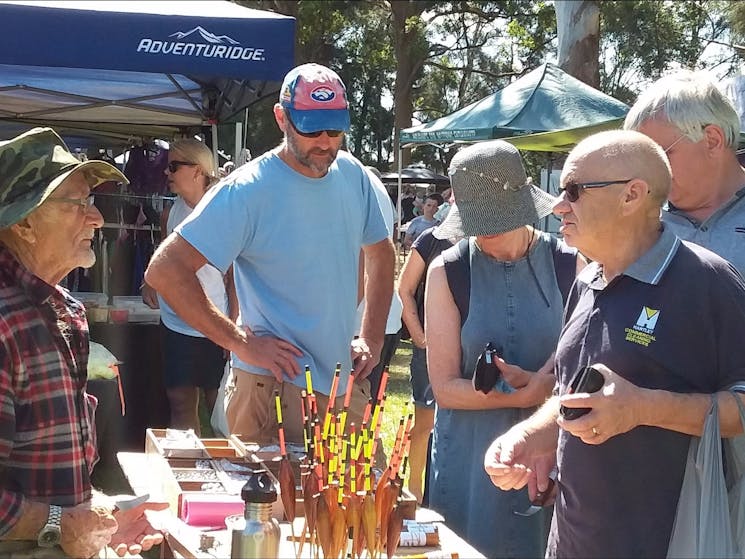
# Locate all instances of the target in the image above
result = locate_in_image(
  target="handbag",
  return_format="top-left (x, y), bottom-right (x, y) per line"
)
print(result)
top-left (666, 390), bottom-right (745, 558)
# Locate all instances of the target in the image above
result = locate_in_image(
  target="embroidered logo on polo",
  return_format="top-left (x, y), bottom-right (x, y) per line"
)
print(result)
top-left (624, 306), bottom-right (660, 347)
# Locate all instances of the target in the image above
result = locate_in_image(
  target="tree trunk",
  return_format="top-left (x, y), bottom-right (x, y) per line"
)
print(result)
top-left (390, 1), bottom-right (427, 170)
top-left (555, 0), bottom-right (600, 88)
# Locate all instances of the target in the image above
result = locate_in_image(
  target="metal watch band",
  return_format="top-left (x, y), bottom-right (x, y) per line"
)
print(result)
top-left (48, 504), bottom-right (62, 527)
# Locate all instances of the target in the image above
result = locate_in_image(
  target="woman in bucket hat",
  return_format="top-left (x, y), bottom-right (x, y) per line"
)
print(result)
top-left (424, 140), bottom-right (586, 558)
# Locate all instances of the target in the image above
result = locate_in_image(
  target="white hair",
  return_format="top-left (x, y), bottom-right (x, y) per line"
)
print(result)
top-left (624, 70), bottom-right (740, 149)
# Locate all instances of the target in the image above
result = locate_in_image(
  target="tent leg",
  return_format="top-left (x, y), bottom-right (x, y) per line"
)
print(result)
top-left (397, 139), bottom-right (403, 263)
top-left (211, 123), bottom-right (219, 171)
top-left (544, 153), bottom-right (553, 232)
top-left (235, 122), bottom-right (242, 164)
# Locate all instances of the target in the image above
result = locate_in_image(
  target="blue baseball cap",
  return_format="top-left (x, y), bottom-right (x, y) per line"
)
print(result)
top-left (279, 63), bottom-right (350, 133)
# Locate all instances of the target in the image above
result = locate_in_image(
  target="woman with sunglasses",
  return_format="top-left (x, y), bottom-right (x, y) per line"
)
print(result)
top-left (142, 139), bottom-right (235, 434)
top-left (424, 140), bottom-right (585, 558)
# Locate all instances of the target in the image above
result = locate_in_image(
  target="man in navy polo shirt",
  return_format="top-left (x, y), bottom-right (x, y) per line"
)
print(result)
top-left (483, 130), bottom-right (745, 558)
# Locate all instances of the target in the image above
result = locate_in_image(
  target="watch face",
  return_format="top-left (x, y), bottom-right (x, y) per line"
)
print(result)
top-left (38, 526), bottom-right (61, 547)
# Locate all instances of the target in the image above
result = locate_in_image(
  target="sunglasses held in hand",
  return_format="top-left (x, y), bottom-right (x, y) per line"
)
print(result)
top-left (472, 342), bottom-right (502, 394)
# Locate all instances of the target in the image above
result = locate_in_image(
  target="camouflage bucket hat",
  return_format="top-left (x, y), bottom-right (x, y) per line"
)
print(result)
top-left (0, 127), bottom-right (128, 228)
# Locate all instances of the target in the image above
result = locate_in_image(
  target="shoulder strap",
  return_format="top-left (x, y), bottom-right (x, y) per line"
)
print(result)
top-left (443, 238), bottom-right (471, 327)
top-left (549, 235), bottom-right (578, 304)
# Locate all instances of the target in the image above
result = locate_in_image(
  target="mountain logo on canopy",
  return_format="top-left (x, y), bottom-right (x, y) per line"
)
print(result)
top-left (137, 26), bottom-right (265, 62)
top-left (169, 26), bottom-right (240, 45)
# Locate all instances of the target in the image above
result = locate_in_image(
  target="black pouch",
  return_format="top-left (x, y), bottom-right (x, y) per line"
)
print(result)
top-left (472, 342), bottom-right (502, 394)
top-left (560, 366), bottom-right (605, 420)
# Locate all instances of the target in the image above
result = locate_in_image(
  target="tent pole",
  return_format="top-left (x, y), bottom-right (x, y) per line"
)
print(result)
top-left (397, 137), bottom-right (403, 258)
top-left (544, 153), bottom-right (553, 232)
top-left (235, 122), bottom-right (242, 164)
top-left (211, 123), bottom-right (219, 171)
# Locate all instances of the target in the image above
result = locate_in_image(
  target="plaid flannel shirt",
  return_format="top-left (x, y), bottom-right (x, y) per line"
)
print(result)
top-left (0, 245), bottom-right (98, 536)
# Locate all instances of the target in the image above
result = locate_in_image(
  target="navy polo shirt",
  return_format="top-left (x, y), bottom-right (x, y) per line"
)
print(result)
top-left (548, 226), bottom-right (745, 559)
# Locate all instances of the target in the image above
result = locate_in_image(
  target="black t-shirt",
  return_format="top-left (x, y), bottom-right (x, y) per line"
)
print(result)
top-left (550, 231), bottom-right (745, 558)
top-left (401, 197), bottom-right (415, 224)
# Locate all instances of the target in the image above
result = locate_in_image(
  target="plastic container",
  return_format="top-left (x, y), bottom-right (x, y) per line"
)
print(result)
top-left (87, 306), bottom-right (109, 323)
top-left (109, 308), bottom-right (129, 324)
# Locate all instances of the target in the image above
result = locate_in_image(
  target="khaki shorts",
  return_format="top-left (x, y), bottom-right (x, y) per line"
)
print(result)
top-left (226, 368), bottom-right (373, 445)
top-left (225, 369), bottom-right (387, 465)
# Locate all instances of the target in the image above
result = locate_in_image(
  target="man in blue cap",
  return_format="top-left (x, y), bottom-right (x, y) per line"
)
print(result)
top-left (146, 63), bottom-right (394, 444)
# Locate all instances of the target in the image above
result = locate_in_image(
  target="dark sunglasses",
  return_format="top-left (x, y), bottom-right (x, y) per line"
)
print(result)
top-left (286, 114), bottom-right (344, 138)
top-left (559, 179), bottom-right (633, 202)
top-left (167, 160), bottom-right (197, 173)
top-left (472, 342), bottom-right (502, 394)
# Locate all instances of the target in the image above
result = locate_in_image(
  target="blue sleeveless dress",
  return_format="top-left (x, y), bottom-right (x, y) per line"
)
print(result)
top-left (429, 233), bottom-right (566, 558)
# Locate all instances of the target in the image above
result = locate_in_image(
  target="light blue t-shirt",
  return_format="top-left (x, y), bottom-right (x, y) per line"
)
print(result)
top-left (176, 149), bottom-right (388, 395)
top-left (662, 187), bottom-right (745, 276)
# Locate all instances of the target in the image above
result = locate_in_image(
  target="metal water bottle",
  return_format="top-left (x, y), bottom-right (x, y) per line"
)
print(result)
top-left (231, 471), bottom-right (280, 559)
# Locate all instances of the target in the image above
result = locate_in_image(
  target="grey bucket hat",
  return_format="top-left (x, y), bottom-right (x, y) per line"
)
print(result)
top-left (433, 140), bottom-right (557, 239)
top-left (0, 127), bottom-right (128, 228)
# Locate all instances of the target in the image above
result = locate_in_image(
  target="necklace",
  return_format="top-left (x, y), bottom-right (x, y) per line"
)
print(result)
top-left (523, 226), bottom-right (535, 258)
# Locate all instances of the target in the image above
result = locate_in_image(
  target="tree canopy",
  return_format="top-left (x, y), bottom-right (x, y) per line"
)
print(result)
top-left (234, 0), bottom-right (743, 172)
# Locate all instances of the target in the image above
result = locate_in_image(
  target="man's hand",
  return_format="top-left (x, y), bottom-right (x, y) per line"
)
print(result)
top-left (140, 282), bottom-right (159, 309)
top-left (483, 426), bottom-right (556, 502)
top-left (233, 328), bottom-right (303, 383)
top-left (558, 363), bottom-right (644, 445)
top-left (60, 503), bottom-right (118, 559)
top-left (110, 501), bottom-right (169, 557)
top-left (350, 337), bottom-right (382, 380)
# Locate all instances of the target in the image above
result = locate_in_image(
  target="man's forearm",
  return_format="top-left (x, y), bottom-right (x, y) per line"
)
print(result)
top-left (2, 498), bottom-right (47, 540)
top-left (639, 389), bottom-right (745, 437)
top-left (523, 396), bottom-right (561, 452)
top-left (145, 247), bottom-right (245, 354)
top-left (359, 239), bottom-right (395, 342)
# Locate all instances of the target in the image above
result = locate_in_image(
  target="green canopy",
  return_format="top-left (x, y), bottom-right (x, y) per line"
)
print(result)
top-left (400, 63), bottom-right (629, 151)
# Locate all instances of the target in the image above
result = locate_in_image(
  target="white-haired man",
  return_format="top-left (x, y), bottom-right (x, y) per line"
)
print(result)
top-left (0, 128), bottom-right (166, 558)
top-left (624, 69), bottom-right (745, 275)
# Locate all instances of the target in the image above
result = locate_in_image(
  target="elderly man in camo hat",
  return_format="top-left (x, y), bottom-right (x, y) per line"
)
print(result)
top-left (0, 127), bottom-right (167, 558)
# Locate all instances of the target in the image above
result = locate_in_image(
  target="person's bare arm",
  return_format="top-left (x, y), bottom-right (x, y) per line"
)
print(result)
top-left (560, 363), bottom-right (745, 444)
top-left (484, 396), bottom-right (561, 499)
top-left (425, 258), bottom-right (553, 410)
top-left (146, 234), bottom-right (301, 381)
top-left (140, 205), bottom-right (173, 309)
top-left (225, 264), bottom-right (239, 323)
top-left (353, 238), bottom-right (395, 379)
top-left (397, 249), bottom-right (426, 348)
top-left (3, 500), bottom-right (119, 558)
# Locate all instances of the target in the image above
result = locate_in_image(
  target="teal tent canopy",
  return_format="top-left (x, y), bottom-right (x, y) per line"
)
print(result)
top-left (400, 63), bottom-right (629, 151)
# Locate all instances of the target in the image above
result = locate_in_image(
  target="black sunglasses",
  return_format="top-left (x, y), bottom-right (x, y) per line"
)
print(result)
top-left (286, 114), bottom-right (344, 138)
top-left (559, 179), bottom-right (633, 202)
top-left (472, 342), bottom-right (502, 394)
top-left (167, 160), bottom-right (197, 173)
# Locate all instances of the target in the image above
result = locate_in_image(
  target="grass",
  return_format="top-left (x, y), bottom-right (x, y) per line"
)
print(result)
top-left (378, 340), bottom-right (414, 460)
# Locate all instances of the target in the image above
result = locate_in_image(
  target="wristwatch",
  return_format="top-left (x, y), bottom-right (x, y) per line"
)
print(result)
top-left (37, 504), bottom-right (62, 548)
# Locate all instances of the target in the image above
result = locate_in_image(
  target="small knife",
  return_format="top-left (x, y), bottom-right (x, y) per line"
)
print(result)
top-left (114, 493), bottom-right (150, 511)
top-left (514, 471), bottom-right (557, 517)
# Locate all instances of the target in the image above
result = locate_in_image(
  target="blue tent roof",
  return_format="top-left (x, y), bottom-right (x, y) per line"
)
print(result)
top-left (401, 63), bottom-right (628, 151)
top-left (0, 1), bottom-right (295, 142)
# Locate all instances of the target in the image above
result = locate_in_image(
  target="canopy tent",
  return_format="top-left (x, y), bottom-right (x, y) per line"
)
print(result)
top-left (0, 1), bottom-right (295, 150)
top-left (395, 63), bottom-right (629, 235)
top-left (400, 62), bottom-right (629, 147)
top-left (381, 166), bottom-right (450, 186)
